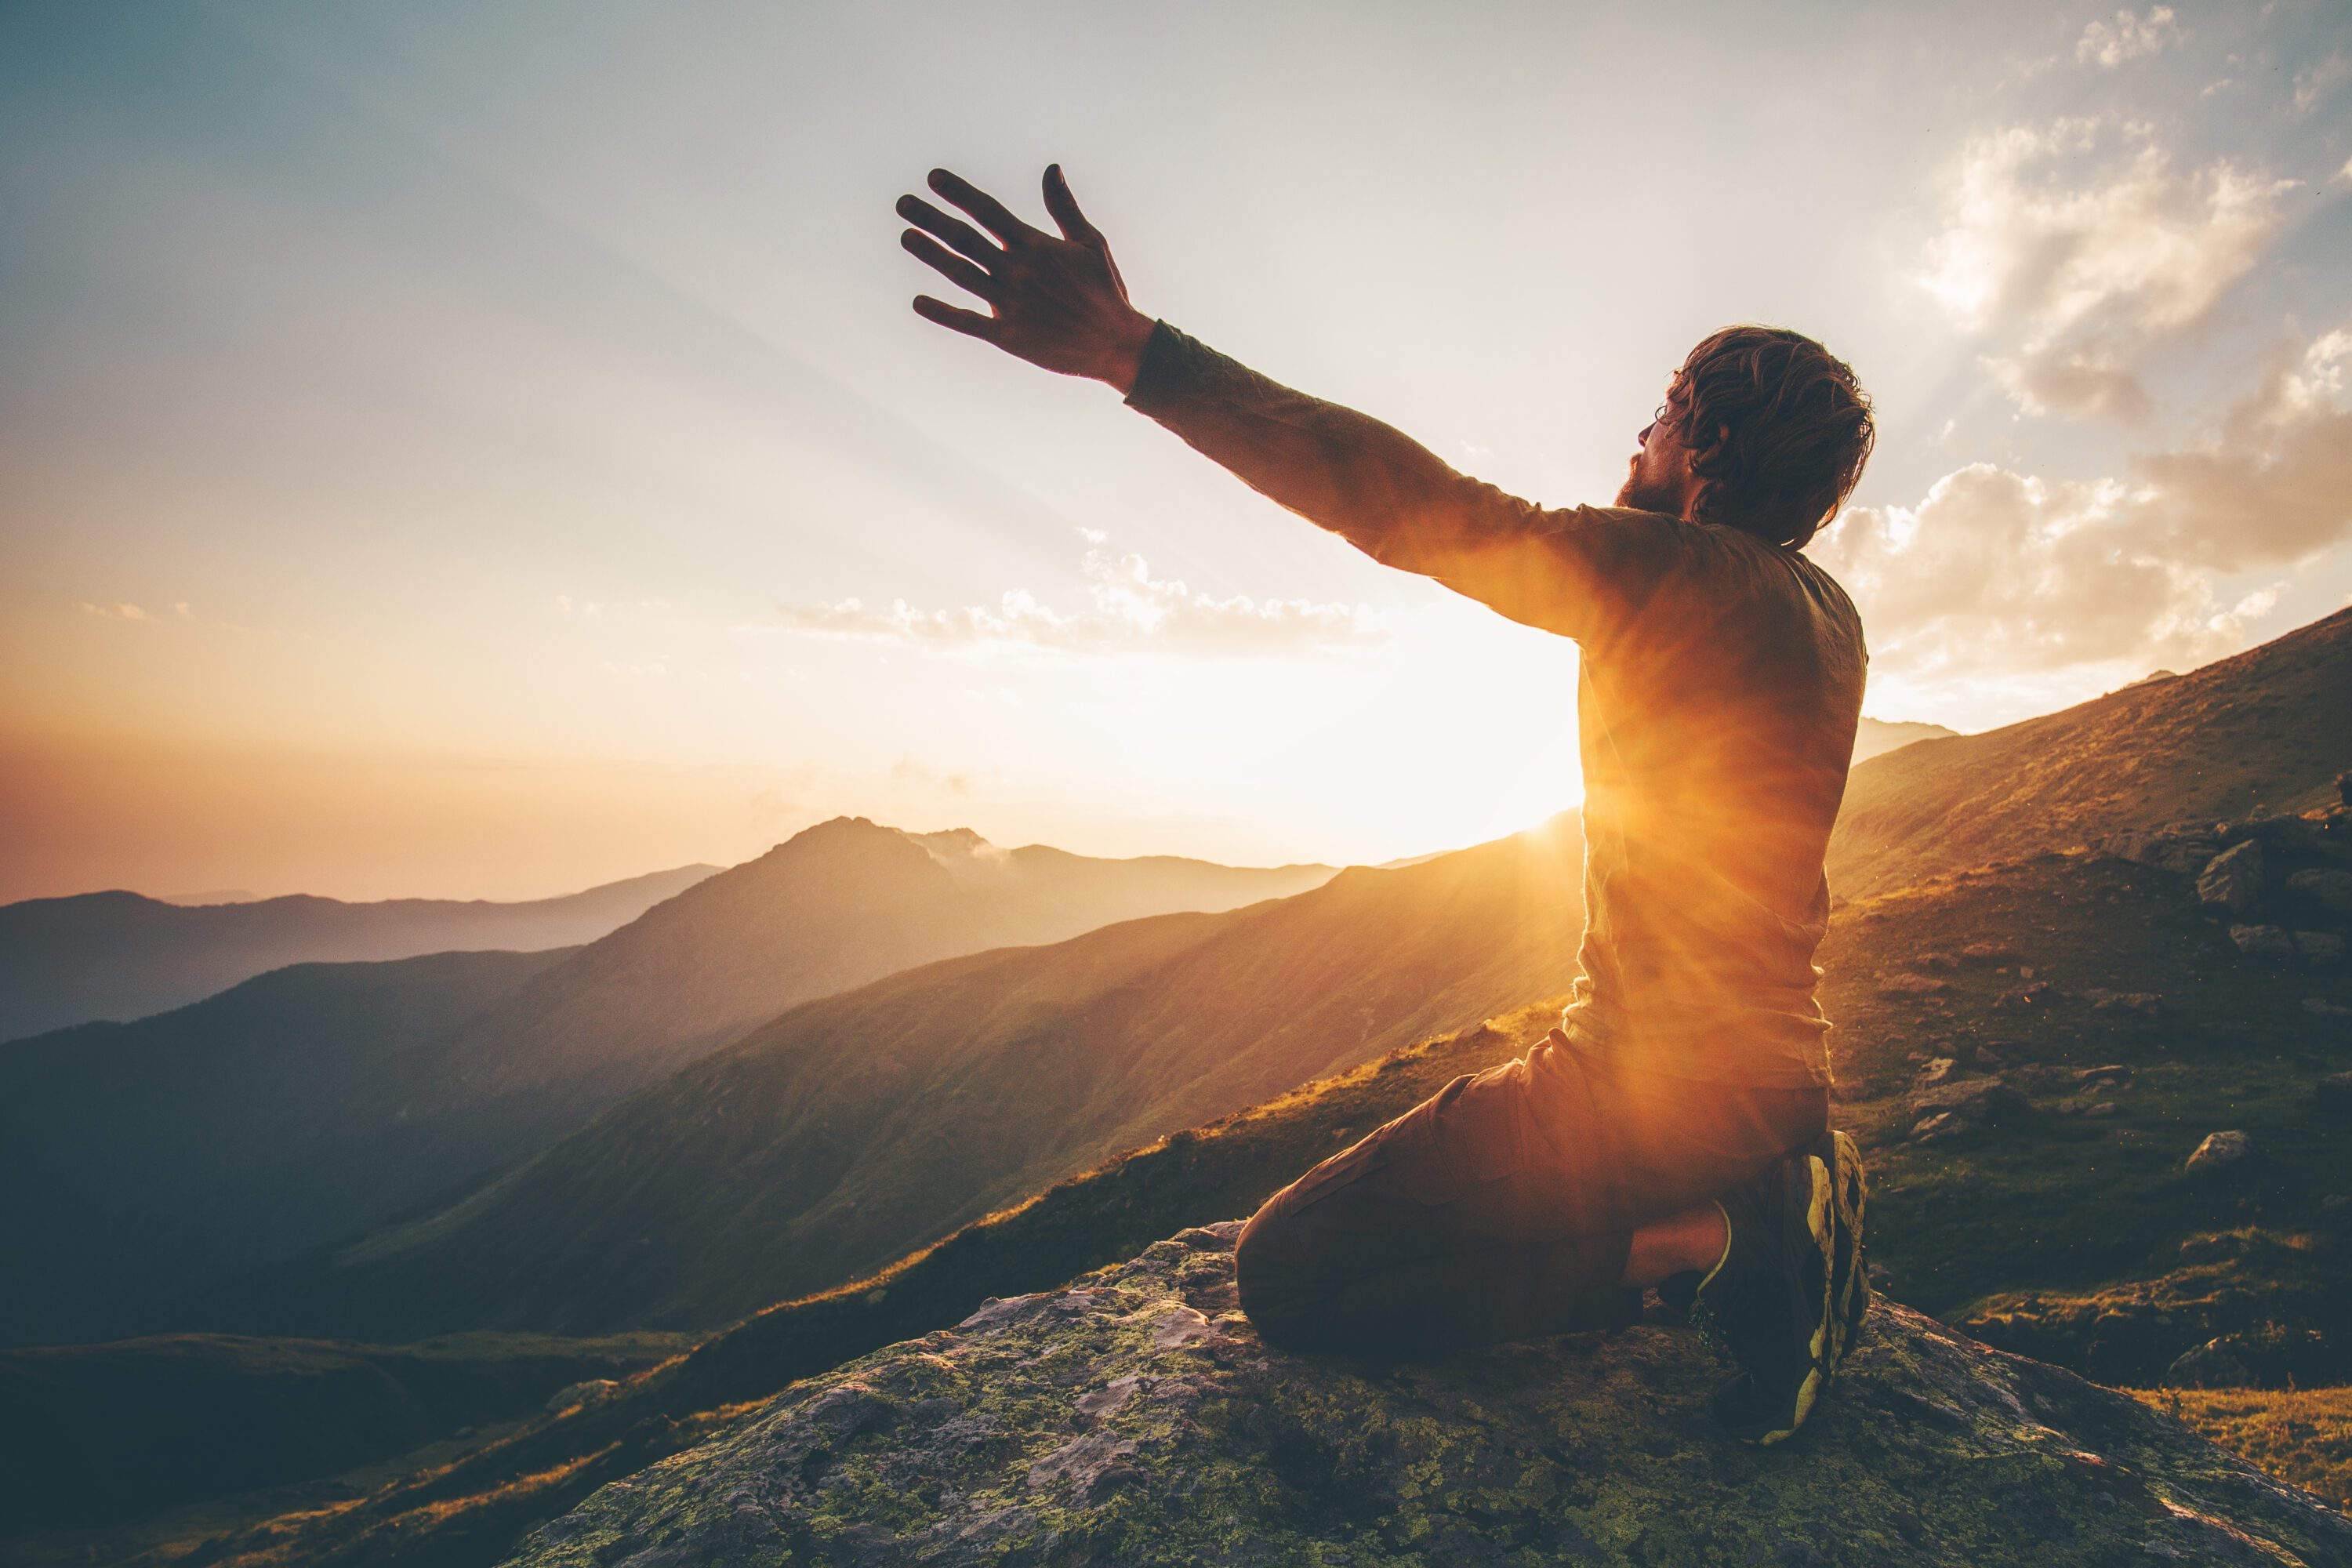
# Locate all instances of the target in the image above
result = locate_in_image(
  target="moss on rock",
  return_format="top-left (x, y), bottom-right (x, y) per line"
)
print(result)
top-left (504, 1224), bottom-right (2350, 1567)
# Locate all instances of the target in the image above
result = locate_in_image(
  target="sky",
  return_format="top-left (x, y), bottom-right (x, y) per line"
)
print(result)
top-left (3, 1), bottom-right (2349, 902)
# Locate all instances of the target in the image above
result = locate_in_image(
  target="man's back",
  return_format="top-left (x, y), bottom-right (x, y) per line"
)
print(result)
top-left (1122, 325), bottom-right (1864, 1087)
top-left (1564, 517), bottom-right (1865, 1086)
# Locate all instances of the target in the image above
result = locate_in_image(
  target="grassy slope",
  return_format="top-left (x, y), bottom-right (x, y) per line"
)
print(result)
top-left (0, 1330), bottom-right (687, 1542)
top-left (1829, 604), bottom-right (2352, 898)
top-left (0, 948), bottom-right (575, 1347)
top-left (176, 820), bottom-right (1585, 1343)
top-left (2129, 1387), bottom-right (2352, 1514)
top-left (154, 839), bottom-right (2352, 1568)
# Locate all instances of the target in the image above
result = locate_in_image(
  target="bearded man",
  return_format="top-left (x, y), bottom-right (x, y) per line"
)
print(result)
top-left (898, 165), bottom-right (1875, 1443)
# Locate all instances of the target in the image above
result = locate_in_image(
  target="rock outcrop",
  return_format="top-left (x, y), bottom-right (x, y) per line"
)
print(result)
top-left (504, 1224), bottom-right (2351, 1568)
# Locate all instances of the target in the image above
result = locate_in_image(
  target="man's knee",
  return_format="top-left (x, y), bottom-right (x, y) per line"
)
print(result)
top-left (1233, 1195), bottom-right (1320, 1349)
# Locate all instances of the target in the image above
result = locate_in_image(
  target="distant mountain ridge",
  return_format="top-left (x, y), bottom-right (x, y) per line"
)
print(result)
top-left (169, 818), bottom-right (1584, 1343)
top-left (4, 822), bottom-right (1334, 1346)
top-left (1851, 714), bottom-right (1959, 764)
top-left (0, 864), bottom-right (720, 1043)
top-left (1831, 605), bottom-right (2352, 898)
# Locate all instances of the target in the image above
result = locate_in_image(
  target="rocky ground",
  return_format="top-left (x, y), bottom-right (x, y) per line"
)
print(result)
top-left (504, 1224), bottom-right (2352, 1568)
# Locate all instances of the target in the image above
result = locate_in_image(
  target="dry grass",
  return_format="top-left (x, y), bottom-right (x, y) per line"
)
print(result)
top-left (2130, 1385), bottom-right (2352, 1513)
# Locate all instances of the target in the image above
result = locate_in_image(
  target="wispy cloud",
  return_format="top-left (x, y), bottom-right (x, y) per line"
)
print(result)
top-left (778, 545), bottom-right (1385, 656)
top-left (77, 601), bottom-right (152, 620)
top-left (1815, 328), bottom-right (2351, 695)
top-left (1918, 118), bottom-right (2293, 420)
top-left (2295, 53), bottom-right (2350, 116)
top-left (2075, 7), bottom-right (2179, 68)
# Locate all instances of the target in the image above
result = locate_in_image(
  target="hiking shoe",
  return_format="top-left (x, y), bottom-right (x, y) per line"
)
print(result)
top-left (1820, 1129), bottom-right (1871, 1370)
top-left (1688, 1149), bottom-right (1832, 1445)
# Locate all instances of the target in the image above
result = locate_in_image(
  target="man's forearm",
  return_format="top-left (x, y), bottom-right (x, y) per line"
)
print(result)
top-left (1120, 321), bottom-right (1547, 580)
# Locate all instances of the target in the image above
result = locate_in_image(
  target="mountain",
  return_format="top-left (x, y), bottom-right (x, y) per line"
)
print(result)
top-left (0, 1329), bottom-right (683, 1538)
top-left (3, 821), bottom-right (1334, 1348)
top-left (0, 863), bottom-right (719, 1043)
top-left (1829, 605), bottom-right (2352, 898)
top-left (0, 948), bottom-right (575, 1348)
top-left (100, 819), bottom-right (2352, 1564)
top-left (1851, 713), bottom-right (1958, 763)
top-left (402, 818), bottom-right (1337, 1126)
top-left (172, 818), bottom-right (1584, 1342)
top-left (501, 1225), bottom-right (2351, 1568)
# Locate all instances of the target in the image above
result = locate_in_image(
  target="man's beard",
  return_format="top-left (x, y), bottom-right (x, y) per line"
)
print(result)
top-left (1615, 459), bottom-right (1678, 514)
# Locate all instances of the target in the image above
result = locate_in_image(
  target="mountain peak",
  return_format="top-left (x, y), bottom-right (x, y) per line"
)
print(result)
top-left (508, 1223), bottom-right (2348, 1567)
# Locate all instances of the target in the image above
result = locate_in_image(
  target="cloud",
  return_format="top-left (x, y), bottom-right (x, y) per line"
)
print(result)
top-left (779, 546), bottom-right (1385, 656)
top-left (2295, 53), bottom-right (2350, 115)
top-left (1813, 328), bottom-right (2351, 695)
top-left (1918, 119), bottom-right (2294, 419)
top-left (77, 601), bottom-right (151, 620)
top-left (2075, 7), bottom-right (2179, 68)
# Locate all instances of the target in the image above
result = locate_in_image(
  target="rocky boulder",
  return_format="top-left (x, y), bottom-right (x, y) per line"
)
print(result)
top-left (502, 1224), bottom-right (2352, 1568)
top-left (2230, 924), bottom-right (2295, 960)
top-left (2198, 840), bottom-right (2267, 913)
top-left (1907, 1076), bottom-right (2033, 1126)
top-left (2289, 866), bottom-right (2352, 916)
top-left (2187, 1130), bottom-right (2260, 1175)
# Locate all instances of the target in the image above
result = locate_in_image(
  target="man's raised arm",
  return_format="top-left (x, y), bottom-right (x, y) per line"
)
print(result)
top-left (897, 166), bottom-right (1639, 641)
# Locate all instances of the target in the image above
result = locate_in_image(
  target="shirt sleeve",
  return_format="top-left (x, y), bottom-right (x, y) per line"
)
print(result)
top-left (1122, 321), bottom-right (1693, 650)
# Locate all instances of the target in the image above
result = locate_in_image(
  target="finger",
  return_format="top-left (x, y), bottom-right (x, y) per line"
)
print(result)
top-left (1041, 163), bottom-right (1101, 244)
top-left (912, 294), bottom-right (1000, 342)
top-left (896, 194), bottom-right (1000, 264)
top-left (901, 230), bottom-right (999, 301)
top-left (927, 168), bottom-right (1042, 245)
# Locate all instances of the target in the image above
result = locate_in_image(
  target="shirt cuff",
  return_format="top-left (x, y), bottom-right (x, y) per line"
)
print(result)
top-left (1121, 319), bottom-right (1212, 416)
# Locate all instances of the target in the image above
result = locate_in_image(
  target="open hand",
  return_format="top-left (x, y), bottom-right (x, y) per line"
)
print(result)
top-left (897, 166), bottom-right (1155, 392)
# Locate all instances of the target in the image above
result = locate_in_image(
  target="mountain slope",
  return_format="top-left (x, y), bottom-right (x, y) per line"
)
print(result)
top-left (0, 949), bottom-right (574, 1346)
top-left (132, 823), bottom-right (2352, 1566)
top-left (0, 863), bottom-right (718, 1043)
top-left (1829, 605), bottom-right (2352, 898)
top-left (1852, 714), bottom-right (1958, 762)
top-left (5, 821), bottom-right (1330, 1347)
top-left (383, 818), bottom-right (1338, 1152)
top-left (0, 1330), bottom-right (682, 1537)
top-left (180, 818), bottom-right (1584, 1341)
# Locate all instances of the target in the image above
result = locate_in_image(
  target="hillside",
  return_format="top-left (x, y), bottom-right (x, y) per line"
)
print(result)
top-left (502, 1225), bottom-right (2350, 1568)
top-left (1828, 604), bottom-right (2352, 898)
top-left (139, 819), bottom-right (2352, 1568)
top-left (386, 817), bottom-right (1337, 1145)
top-left (1851, 713), bottom-right (1958, 762)
top-left (0, 948), bottom-right (573, 1346)
top-left (173, 818), bottom-right (1584, 1343)
top-left (5, 821), bottom-right (1330, 1348)
top-left (0, 864), bottom-right (717, 1044)
top-left (0, 1330), bottom-right (684, 1538)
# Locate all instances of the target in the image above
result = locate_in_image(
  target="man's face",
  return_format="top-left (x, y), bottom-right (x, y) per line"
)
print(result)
top-left (1616, 379), bottom-right (1697, 518)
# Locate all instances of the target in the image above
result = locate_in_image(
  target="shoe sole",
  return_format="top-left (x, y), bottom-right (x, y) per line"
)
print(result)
top-left (1826, 1130), bottom-right (1870, 1370)
top-left (1748, 1152), bottom-right (1832, 1446)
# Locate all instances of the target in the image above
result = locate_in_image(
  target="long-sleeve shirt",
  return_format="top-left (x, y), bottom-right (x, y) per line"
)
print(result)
top-left (1124, 321), bottom-right (1866, 1087)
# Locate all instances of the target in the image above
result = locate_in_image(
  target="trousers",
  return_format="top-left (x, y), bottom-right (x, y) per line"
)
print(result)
top-left (1232, 1029), bottom-right (1829, 1353)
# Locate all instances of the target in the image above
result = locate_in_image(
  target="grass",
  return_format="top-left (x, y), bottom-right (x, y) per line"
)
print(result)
top-left (2129, 1386), bottom-right (2352, 1512)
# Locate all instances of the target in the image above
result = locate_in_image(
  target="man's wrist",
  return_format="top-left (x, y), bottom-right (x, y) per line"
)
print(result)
top-left (1095, 310), bottom-right (1156, 395)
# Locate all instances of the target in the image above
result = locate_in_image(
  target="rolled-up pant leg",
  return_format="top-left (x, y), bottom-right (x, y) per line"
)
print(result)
top-left (1234, 1033), bottom-right (1828, 1355)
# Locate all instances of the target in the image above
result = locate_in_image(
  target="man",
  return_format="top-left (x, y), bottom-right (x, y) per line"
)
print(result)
top-left (897, 165), bottom-right (1874, 1444)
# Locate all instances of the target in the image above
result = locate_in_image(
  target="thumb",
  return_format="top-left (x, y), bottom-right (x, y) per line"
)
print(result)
top-left (1042, 163), bottom-right (1101, 244)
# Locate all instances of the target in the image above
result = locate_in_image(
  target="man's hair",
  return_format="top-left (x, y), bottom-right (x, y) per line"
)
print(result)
top-left (1664, 325), bottom-right (1875, 550)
